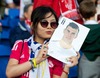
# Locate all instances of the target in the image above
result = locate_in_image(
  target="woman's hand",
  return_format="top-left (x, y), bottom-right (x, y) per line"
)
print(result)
top-left (35, 43), bottom-right (49, 64)
top-left (76, 52), bottom-right (80, 59)
top-left (66, 52), bottom-right (80, 67)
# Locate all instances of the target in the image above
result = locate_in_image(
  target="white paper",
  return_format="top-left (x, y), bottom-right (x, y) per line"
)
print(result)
top-left (48, 16), bottom-right (90, 64)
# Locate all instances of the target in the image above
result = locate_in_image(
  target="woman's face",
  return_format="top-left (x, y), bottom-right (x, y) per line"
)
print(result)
top-left (34, 12), bottom-right (57, 43)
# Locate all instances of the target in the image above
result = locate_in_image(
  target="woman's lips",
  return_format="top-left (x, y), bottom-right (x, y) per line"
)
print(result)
top-left (46, 31), bottom-right (52, 34)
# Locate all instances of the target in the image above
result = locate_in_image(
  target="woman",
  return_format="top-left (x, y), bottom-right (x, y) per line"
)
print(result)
top-left (6, 6), bottom-right (79, 78)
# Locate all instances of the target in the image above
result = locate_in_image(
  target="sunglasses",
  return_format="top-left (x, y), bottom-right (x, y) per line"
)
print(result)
top-left (40, 20), bottom-right (58, 29)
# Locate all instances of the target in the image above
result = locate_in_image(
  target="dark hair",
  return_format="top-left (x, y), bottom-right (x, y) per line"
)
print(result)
top-left (31, 6), bottom-right (58, 33)
top-left (66, 22), bottom-right (79, 32)
top-left (95, 0), bottom-right (98, 7)
top-left (24, 4), bottom-right (33, 13)
top-left (77, 0), bottom-right (98, 6)
top-left (13, 0), bottom-right (20, 6)
top-left (79, 0), bottom-right (96, 19)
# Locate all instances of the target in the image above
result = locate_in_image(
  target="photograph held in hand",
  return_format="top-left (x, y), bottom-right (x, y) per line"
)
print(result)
top-left (48, 17), bottom-right (90, 64)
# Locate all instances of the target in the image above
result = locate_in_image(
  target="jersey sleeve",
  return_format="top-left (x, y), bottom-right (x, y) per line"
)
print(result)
top-left (10, 40), bottom-right (23, 61)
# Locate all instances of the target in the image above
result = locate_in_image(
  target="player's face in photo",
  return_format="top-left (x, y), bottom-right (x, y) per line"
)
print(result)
top-left (63, 26), bottom-right (78, 42)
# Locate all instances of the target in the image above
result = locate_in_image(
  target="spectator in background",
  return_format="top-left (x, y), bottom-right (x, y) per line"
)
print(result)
top-left (5, 0), bottom-right (20, 9)
top-left (77, 0), bottom-right (99, 21)
top-left (4, 0), bottom-right (20, 15)
top-left (9, 4), bottom-right (33, 48)
top-left (77, 0), bottom-right (98, 6)
top-left (78, 0), bottom-right (100, 78)
top-left (33, 0), bottom-right (83, 24)
top-left (12, 0), bottom-right (20, 9)
top-left (6, 0), bottom-right (15, 8)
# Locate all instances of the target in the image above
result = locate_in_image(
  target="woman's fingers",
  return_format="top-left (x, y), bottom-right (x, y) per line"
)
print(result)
top-left (67, 56), bottom-right (78, 67)
top-left (42, 43), bottom-right (49, 57)
top-left (76, 52), bottom-right (80, 59)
